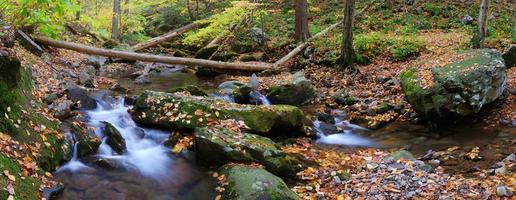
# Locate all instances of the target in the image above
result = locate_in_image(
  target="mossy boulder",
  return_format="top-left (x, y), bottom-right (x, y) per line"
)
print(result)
top-left (218, 81), bottom-right (252, 103)
top-left (267, 72), bottom-right (315, 106)
top-left (102, 122), bottom-right (126, 154)
top-left (195, 127), bottom-right (302, 177)
top-left (218, 164), bottom-right (299, 200)
top-left (0, 55), bottom-right (66, 171)
top-left (168, 85), bottom-right (208, 97)
top-left (70, 122), bottom-right (101, 158)
top-left (400, 49), bottom-right (507, 119)
top-left (131, 91), bottom-right (305, 134)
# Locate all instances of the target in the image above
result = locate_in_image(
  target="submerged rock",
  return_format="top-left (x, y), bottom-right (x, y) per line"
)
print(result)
top-left (218, 164), bottom-right (299, 200)
top-left (195, 127), bottom-right (302, 177)
top-left (400, 49), bottom-right (507, 120)
top-left (102, 122), bottom-right (126, 154)
top-left (168, 85), bottom-right (208, 97)
top-left (131, 91), bottom-right (305, 134)
top-left (218, 81), bottom-right (252, 103)
top-left (267, 72), bottom-right (315, 106)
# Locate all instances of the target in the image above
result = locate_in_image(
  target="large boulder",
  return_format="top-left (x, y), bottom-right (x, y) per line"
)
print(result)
top-left (218, 164), bottom-right (299, 200)
top-left (195, 127), bottom-right (302, 177)
top-left (131, 91), bottom-right (305, 134)
top-left (102, 122), bottom-right (126, 154)
top-left (66, 84), bottom-right (97, 110)
top-left (267, 72), bottom-right (315, 106)
top-left (400, 49), bottom-right (507, 119)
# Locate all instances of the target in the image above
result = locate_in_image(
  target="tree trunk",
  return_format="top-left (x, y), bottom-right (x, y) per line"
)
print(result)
top-left (76, 0), bottom-right (81, 20)
top-left (341, 0), bottom-right (356, 71)
top-left (386, 0), bottom-right (395, 8)
top-left (295, 0), bottom-right (310, 42)
top-left (477, 0), bottom-right (489, 48)
top-left (274, 0), bottom-right (373, 68)
top-left (111, 0), bottom-right (121, 40)
top-left (34, 37), bottom-right (272, 72)
top-left (132, 22), bottom-right (204, 51)
top-left (513, 0), bottom-right (516, 35)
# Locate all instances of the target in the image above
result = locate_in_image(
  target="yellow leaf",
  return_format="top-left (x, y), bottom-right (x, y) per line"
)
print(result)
top-left (3, 170), bottom-right (16, 181)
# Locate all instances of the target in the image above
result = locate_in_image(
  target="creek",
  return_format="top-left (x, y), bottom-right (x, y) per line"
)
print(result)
top-left (53, 66), bottom-right (514, 199)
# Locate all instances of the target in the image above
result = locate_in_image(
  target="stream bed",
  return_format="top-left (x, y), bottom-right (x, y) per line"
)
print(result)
top-left (53, 66), bottom-right (515, 199)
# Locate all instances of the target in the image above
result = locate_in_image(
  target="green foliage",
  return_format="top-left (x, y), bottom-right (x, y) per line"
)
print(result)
top-left (183, 1), bottom-right (256, 47)
top-left (0, 0), bottom-right (78, 37)
top-left (354, 32), bottom-right (426, 62)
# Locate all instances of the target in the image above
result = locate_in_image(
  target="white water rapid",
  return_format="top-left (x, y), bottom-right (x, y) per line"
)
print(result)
top-left (314, 119), bottom-right (375, 147)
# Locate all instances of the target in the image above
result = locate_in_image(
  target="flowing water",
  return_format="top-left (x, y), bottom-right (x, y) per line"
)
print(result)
top-left (55, 97), bottom-right (214, 200)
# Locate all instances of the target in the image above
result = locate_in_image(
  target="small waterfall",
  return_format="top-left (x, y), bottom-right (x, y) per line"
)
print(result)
top-left (314, 119), bottom-right (375, 147)
top-left (249, 74), bottom-right (270, 106)
top-left (85, 97), bottom-right (172, 179)
top-left (58, 134), bottom-right (92, 172)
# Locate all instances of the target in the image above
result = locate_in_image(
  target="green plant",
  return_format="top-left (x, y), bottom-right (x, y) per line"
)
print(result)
top-left (389, 37), bottom-right (426, 60)
top-left (0, 0), bottom-right (78, 37)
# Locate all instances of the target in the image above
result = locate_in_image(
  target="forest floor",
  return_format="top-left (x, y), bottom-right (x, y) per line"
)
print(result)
top-left (1, 1), bottom-right (515, 199)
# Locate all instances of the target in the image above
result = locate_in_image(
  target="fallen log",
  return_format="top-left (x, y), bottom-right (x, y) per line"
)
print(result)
top-left (15, 30), bottom-right (45, 56)
top-left (132, 22), bottom-right (204, 51)
top-left (34, 36), bottom-right (272, 72)
top-left (273, 1), bottom-right (374, 67)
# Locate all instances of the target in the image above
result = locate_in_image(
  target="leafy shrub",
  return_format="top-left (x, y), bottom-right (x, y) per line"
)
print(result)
top-left (388, 37), bottom-right (426, 60)
top-left (0, 0), bottom-right (78, 37)
top-left (354, 32), bottom-right (426, 62)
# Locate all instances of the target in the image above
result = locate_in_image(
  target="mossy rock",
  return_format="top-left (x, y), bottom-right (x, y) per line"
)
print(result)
top-left (195, 127), bottom-right (302, 177)
top-left (168, 85), bottom-right (208, 97)
top-left (102, 122), bottom-right (126, 154)
top-left (211, 51), bottom-right (239, 61)
top-left (218, 164), bottom-right (299, 200)
top-left (400, 49), bottom-right (507, 119)
top-left (502, 45), bottom-right (516, 68)
top-left (0, 55), bottom-right (66, 171)
top-left (266, 72), bottom-right (315, 106)
top-left (131, 91), bottom-right (305, 135)
top-left (70, 122), bottom-right (101, 158)
top-left (239, 54), bottom-right (259, 62)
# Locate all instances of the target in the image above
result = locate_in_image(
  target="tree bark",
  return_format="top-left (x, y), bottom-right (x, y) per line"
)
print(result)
top-left (76, 0), bottom-right (81, 20)
top-left (477, 0), bottom-right (489, 48)
top-left (341, 0), bottom-right (356, 71)
top-left (112, 0), bottom-right (122, 40)
top-left (131, 22), bottom-right (204, 51)
top-left (295, 0), bottom-right (310, 42)
top-left (34, 37), bottom-right (272, 72)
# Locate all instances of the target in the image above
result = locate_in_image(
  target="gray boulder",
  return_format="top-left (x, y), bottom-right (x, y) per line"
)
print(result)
top-left (400, 49), bottom-right (507, 119)
top-left (218, 81), bottom-right (252, 103)
top-left (267, 72), bottom-right (315, 106)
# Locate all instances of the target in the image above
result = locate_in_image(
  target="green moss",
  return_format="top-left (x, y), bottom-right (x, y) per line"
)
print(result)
top-left (0, 155), bottom-right (42, 200)
top-left (219, 164), bottom-right (299, 200)
top-left (168, 85), bottom-right (208, 97)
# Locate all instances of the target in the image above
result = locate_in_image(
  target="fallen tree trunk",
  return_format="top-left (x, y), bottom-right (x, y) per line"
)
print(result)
top-left (273, 1), bottom-right (374, 67)
top-left (132, 22), bottom-right (203, 51)
top-left (34, 36), bottom-right (272, 71)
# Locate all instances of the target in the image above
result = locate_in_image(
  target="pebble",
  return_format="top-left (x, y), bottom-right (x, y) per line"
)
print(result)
top-left (496, 185), bottom-right (513, 197)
